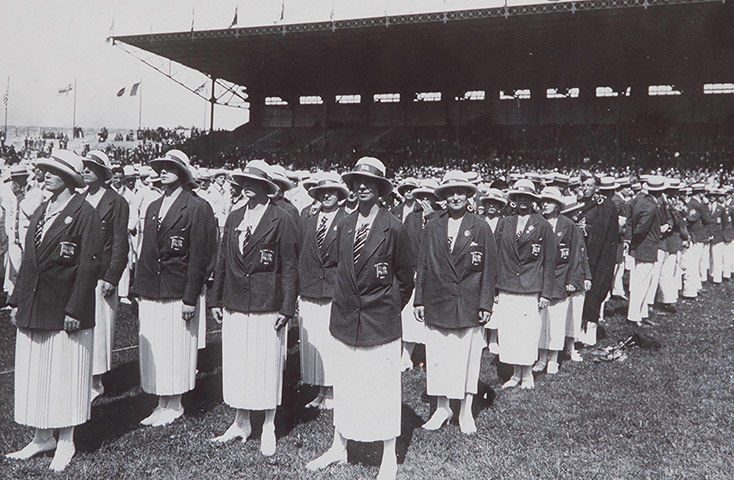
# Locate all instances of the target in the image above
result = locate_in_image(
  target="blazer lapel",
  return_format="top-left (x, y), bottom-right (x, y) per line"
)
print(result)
top-left (94, 189), bottom-right (114, 219)
top-left (451, 214), bottom-right (474, 261)
top-left (507, 216), bottom-right (520, 258)
top-left (435, 214), bottom-right (457, 276)
top-left (242, 204), bottom-right (277, 258)
top-left (342, 212), bottom-right (360, 289)
top-left (322, 208), bottom-right (345, 252)
top-left (355, 209), bottom-right (388, 275)
top-left (157, 190), bottom-right (188, 237)
top-left (38, 194), bottom-right (83, 258)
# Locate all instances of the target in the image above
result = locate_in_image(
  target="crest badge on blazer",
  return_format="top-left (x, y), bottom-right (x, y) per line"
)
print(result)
top-left (531, 243), bottom-right (541, 256)
top-left (170, 236), bottom-right (184, 251)
top-left (471, 251), bottom-right (483, 266)
top-left (59, 241), bottom-right (77, 259)
top-left (260, 249), bottom-right (274, 265)
top-left (374, 262), bottom-right (389, 279)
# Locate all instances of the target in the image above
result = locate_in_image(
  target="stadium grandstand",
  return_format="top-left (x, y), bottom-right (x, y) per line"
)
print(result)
top-left (111, 0), bottom-right (733, 171)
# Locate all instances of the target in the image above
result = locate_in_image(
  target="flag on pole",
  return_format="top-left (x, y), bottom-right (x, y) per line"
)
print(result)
top-left (191, 3), bottom-right (195, 32)
top-left (130, 82), bottom-right (141, 96)
top-left (194, 82), bottom-right (207, 94)
top-left (279, 0), bottom-right (284, 21)
top-left (2, 78), bottom-right (8, 107)
top-left (330, 0), bottom-right (335, 22)
top-left (229, 6), bottom-right (238, 28)
top-left (58, 84), bottom-right (73, 96)
top-left (116, 87), bottom-right (126, 97)
top-left (106, 14), bottom-right (115, 43)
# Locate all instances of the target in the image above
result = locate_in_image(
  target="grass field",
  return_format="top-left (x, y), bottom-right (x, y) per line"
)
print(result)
top-left (0, 282), bottom-right (732, 479)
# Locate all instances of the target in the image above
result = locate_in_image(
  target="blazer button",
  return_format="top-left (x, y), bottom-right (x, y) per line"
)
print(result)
top-left (245, 274), bottom-right (250, 277)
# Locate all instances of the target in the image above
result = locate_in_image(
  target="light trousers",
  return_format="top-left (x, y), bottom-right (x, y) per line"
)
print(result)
top-left (710, 242), bottom-right (725, 284)
top-left (681, 243), bottom-right (704, 298)
top-left (657, 250), bottom-right (679, 305)
top-left (627, 258), bottom-right (655, 322)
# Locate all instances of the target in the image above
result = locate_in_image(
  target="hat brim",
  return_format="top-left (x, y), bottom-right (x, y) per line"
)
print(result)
top-left (341, 172), bottom-right (394, 197)
top-left (397, 184), bottom-right (418, 196)
top-left (479, 195), bottom-right (508, 207)
top-left (149, 158), bottom-right (196, 187)
top-left (308, 184), bottom-right (349, 201)
top-left (646, 184), bottom-right (668, 192)
top-left (539, 193), bottom-right (565, 205)
top-left (82, 159), bottom-right (113, 181)
top-left (561, 203), bottom-right (584, 215)
top-left (434, 182), bottom-right (477, 199)
top-left (412, 188), bottom-right (438, 199)
top-left (508, 190), bottom-right (541, 201)
top-left (272, 175), bottom-right (295, 191)
top-left (35, 157), bottom-right (85, 188)
top-left (598, 185), bottom-right (617, 191)
top-left (231, 172), bottom-right (279, 195)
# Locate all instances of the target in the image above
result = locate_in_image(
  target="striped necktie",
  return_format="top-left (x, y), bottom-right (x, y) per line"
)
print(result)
top-left (353, 223), bottom-right (369, 264)
top-left (316, 216), bottom-right (328, 250)
top-left (240, 225), bottom-right (252, 253)
top-left (448, 235), bottom-right (454, 251)
top-left (34, 211), bottom-right (47, 250)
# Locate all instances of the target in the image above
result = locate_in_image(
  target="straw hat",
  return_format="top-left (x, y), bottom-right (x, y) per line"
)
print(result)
top-left (479, 188), bottom-right (508, 207)
top-left (396, 177), bottom-right (420, 196)
top-left (539, 186), bottom-right (565, 205)
top-left (434, 170), bottom-right (478, 199)
top-left (308, 172), bottom-right (349, 200)
top-left (270, 164), bottom-right (295, 191)
top-left (412, 178), bottom-right (439, 199)
top-left (341, 157), bottom-right (393, 197)
top-left (508, 179), bottom-right (540, 200)
top-left (83, 150), bottom-right (113, 180)
top-left (598, 176), bottom-right (617, 191)
top-left (3, 164), bottom-right (30, 183)
top-left (230, 160), bottom-right (278, 195)
top-left (645, 176), bottom-right (668, 192)
top-left (35, 150), bottom-right (85, 188)
top-left (150, 149), bottom-right (196, 187)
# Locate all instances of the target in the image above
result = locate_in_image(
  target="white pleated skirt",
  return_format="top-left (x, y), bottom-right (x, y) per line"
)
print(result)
top-left (222, 310), bottom-right (285, 410)
top-left (14, 328), bottom-right (93, 429)
top-left (495, 291), bottom-right (541, 366)
top-left (299, 297), bottom-right (335, 387)
top-left (425, 325), bottom-right (484, 399)
top-left (197, 287), bottom-right (207, 350)
top-left (539, 297), bottom-right (570, 351)
top-left (332, 337), bottom-right (401, 442)
top-left (401, 289), bottom-right (426, 344)
top-left (93, 280), bottom-right (118, 375)
top-left (138, 299), bottom-right (199, 396)
top-left (566, 292), bottom-right (585, 340)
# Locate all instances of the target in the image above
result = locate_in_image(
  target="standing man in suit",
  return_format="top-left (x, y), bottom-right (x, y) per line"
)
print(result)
top-left (307, 157), bottom-right (414, 480)
top-left (414, 171), bottom-right (496, 434)
top-left (81, 151), bottom-right (130, 401)
top-left (627, 176), bottom-right (666, 326)
top-left (681, 184), bottom-right (714, 298)
top-left (131, 150), bottom-right (216, 427)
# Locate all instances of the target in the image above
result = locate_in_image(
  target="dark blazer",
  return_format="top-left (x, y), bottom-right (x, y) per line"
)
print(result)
top-left (9, 194), bottom-right (103, 330)
top-left (84, 188), bottom-right (129, 285)
top-left (663, 205), bottom-right (687, 254)
top-left (567, 223), bottom-right (591, 291)
top-left (710, 204), bottom-right (725, 244)
top-left (547, 214), bottom-right (579, 300)
top-left (629, 193), bottom-right (661, 263)
top-left (404, 208), bottom-right (439, 254)
top-left (131, 189), bottom-right (214, 306)
top-left (686, 198), bottom-right (714, 243)
top-left (211, 203), bottom-right (299, 316)
top-left (390, 201), bottom-right (416, 223)
top-left (330, 208), bottom-right (415, 347)
top-left (414, 211), bottom-right (496, 329)
top-left (724, 204), bottom-right (734, 243)
top-left (494, 213), bottom-right (556, 298)
top-left (298, 207), bottom-right (347, 300)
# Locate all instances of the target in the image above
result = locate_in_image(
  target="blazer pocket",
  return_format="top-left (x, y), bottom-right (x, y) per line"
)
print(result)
top-left (162, 228), bottom-right (188, 258)
top-left (54, 234), bottom-right (81, 266)
top-left (467, 247), bottom-right (484, 272)
top-left (255, 242), bottom-right (277, 272)
top-left (371, 254), bottom-right (392, 286)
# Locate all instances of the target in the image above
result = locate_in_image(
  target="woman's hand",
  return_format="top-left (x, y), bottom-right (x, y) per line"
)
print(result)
top-left (182, 304), bottom-right (196, 321)
top-left (413, 306), bottom-right (425, 322)
top-left (63, 315), bottom-right (80, 332)
top-left (210, 307), bottom-right (223, 324)
top-left (478, 310), bottom-right (492, 326)
top-left (101, 280), bottom-right (116, 297)
top-left (274, 314), bottom-right (290, 331)
top-left (10, 307), bottom-right (17, 327)
top-left (538, 297), bottom-right (550, 310)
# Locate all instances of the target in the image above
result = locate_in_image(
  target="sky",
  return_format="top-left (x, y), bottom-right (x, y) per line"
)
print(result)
top-left (0, 0), bottom-right (567, 131)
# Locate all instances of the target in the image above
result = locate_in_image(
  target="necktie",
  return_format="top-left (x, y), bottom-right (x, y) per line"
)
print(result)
top-left (241, 225), bottom-right (252, 253)
top-left (353, 223), bottom-right (369, 264)
top-left (34, 210), bottom-right (47, 250)
top-left (316, 216), bottom-right (328, 250)
top-left (448, 236), bottom-right (454, 251)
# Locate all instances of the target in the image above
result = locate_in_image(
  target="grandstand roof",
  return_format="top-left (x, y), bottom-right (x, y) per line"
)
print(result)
top-left (114, 0), bottom-right (732, 97)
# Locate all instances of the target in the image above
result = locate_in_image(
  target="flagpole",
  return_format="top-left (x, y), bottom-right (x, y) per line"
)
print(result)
top-left (72, 77), bottom-right (77, 137)
top-left (138, 81), bottom-right (143, 129)
top-left (3, 76), bottom-right (8, 136)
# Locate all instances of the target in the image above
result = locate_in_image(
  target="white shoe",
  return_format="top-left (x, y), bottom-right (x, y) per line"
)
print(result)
top-left (211, 423), bottom-right (251, 443)
top-left (458, 414), bottom-right (477, 435)
top-left (6, 437), bottom-right (57, 460)
top-left (520, 376), bottom-right (535, 389)
top-left (140, 407), bottom-right (164, 426)
top-left (91, 384), bottom-right (105, 403)
top-left (306, 448), bottom-right (347, 471)
top-left (488, 342), bottom-right (500, 354)
top-left (502, 377), bottom-right (520, 389)
top-left (570, 351), bottom-right (583, 362)
top-left (421, 408), bottom-right (452, 430)
top-left (546, 361), bottom-right (559, 374)
top-left (376, 460), bottom-right (398, 480)
top-left (49, 443), bottom-right (75, 472)
top-left (532, 360), bottom-right (547, 373)
top-left (151, 407), bottom-right (183, 427)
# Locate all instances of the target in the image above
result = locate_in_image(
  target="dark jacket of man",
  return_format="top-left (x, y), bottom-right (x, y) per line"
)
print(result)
top-left (686, 198), bottom-right (714, 243)
top-left (629, 192), bottom-right (662, 263)
top-left (710, 204), bottom-right (725, 245)
top-left (132, 189), bottom-right (214, 306)
top-left (494, 213), bottom-right (556, 298)
top-left (547, 214), bottom-right (582, 301)
top-left (298, 207), bottom-right (347, 300)
top-left (414, 211), bottom-right (496, 329)
top-left (330, 208), bottom-right (415, 347)
top-left (84, 188), bottom-right (129, 285)
top-left (211, 203), bottom-right (298, 317)
top-left (10, 194), bottom-right (103, 330)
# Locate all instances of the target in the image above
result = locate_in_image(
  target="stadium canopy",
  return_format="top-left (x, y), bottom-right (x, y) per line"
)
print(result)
top-left (113, 0), bottom-right (732, 102)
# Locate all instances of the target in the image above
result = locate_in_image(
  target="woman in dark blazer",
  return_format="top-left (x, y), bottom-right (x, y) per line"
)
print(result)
top-left (131, 150), bottom-right (217, 428)
top-left (7, 150), bottom-right (102, 472)
top-left (209, 160), bottom-right (298, 457)
top-left (297, 172), bottom-right (348, 409)
top-left (81, 150), bottom-right (130, 400)
top-left (493, 179), bottom-right (557, 390)
top-left (414, 171), bottom-right (496, 435)
top-left (307, 157), bottom-right (414, 480)
top-left (479, 187), bottom-right (508, 353)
